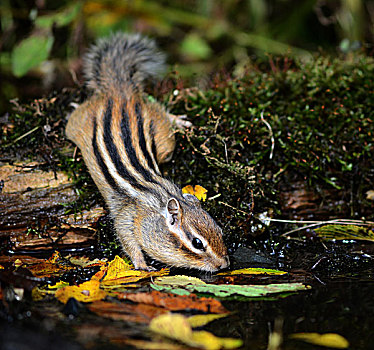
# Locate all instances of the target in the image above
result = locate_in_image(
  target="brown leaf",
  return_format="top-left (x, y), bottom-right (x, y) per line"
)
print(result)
top-left (88, 300), bottom-right (168, 324)
top-left (27, 251), bottom-right (75, 278)
top-left (117, 290), bottom-right (228, 314)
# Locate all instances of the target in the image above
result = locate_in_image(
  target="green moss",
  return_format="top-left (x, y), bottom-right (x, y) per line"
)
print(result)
top-left (167, 54), bottom-right (374, 243)
top-left (2, 54), bottom-right (373, 248)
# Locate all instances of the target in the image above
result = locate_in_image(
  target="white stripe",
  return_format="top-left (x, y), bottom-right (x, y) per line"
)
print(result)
top-left (97, 124), bottom-right (139, 198)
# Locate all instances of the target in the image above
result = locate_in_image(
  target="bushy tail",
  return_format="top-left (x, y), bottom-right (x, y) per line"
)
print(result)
top-left (83, 32), bottom-right (166, 92)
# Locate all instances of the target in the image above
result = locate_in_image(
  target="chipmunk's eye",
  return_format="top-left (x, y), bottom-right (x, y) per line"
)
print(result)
top-left (192, 237), bottom-right (205, 251)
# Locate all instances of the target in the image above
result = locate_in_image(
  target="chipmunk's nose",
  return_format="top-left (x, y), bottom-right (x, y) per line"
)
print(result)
top-left (219, 255), bottom-right (230, 269)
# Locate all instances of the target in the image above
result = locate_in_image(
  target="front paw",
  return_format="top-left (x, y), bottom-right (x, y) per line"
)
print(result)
top-left (133, 259), bottom-right (157, 271)
top-left (135, 264), bottom-right (157, 272)
top-left (167, 113), bottom-right (193, 129)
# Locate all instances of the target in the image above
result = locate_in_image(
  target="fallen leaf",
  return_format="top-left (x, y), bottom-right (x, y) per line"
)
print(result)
top-left (68, 256), bottom-right (107, 268)
top-left (100, 256), bottom-right (169, 288)
top-left (55, 279), bottom-right (107, 303)
top-left (26, 251), bottom-right (76, 278)
top-left (217, 268), bottom-right (287, 276)
top-left (154, 275), bottom-right (206, 286)
top-left (314, 224), bottom-right (374, 242)
top-left (27, 261), bottom-right (74, 278)
top-left (289, 333), bottom-right (349, 349)
top-left (48, 281), bottom-right (70, 290)
top-left (32, 280), bottom-right (70, 301)
top-left (192, 331), bottom-right (241, 350)
top-left (102, 271), bottom-right (169, 288)
top-left (182, 185), bottom-right (208, 201)
top-left (149, 313), bottom-right (242, 349)
top-left (14, 259), bottom-right (23, 267)
top-left (182, 185), bottom-right (195, 196)
top-left (187, 313), bottom-right (229, 328)
top-left (103, 255), bottom-right (133, 279)
top-left (91, 266), bottom-right (107, 281)
top-left (117, 290), bottom-right (228, 313)
top-left (88, 300), bottom-right (168, 324)
top-left (152, 279), bottom-right (310, 298)
top-left (31, 287), bottom-right (52, 301)
top-left (124, 339), bottom-right (185, 349)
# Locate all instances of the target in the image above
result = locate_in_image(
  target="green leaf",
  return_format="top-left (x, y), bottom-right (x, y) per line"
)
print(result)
top-left (35, 3), bottom-right (81, 29)
top-left (154, 275), bottom-right (206, 286)
top-left (217, 267), bottom-right (287, 276)
top-left (12, 34), bottom-right (54, 77)
top-left (152, 279), bottom-right (310, 299)
top-left (180, 33), bottom-right (212, 60)
top-left (314, 224), bottom-right (374, 242)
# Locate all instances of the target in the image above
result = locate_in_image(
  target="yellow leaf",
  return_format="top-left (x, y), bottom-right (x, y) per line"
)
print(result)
top-left (32, 281), bottom-right (69, 301)
top-left (48, 251), bottom-right (62, 264)
top-left (0, 265), bottom-right (4, 269)
top-left (125, 339), bottom-right (184, 349)
top-left (154, 275), bottom-right (206, 287)
top-left (182, 185), bottom-right (208, 201)
top-left (14, 259), bottom-right (23, 267)
top-left (187, 314), bottom-right (229, 328)
top-left (218, 268), bottom-right (287, 276)
top-left (101, 268), bottom-right (169, 288)
top-left (48, 281), bottom-right (69, 290)
top-left (31, 286), bottom-right (55, 301)
top-left (192, 330), bottom-right (242, 350)
top-left (101, 256), bottom-right (168, 287)
top-left (289, 333), bottom-right (349, 349)
top-left (103, 255), bottom-right (133, 280)
top-left (194, 185), bottom-right (208, 201)
top-left (91, 265), bottom-right (108, 281)
top-left (182, 185), bottom-right (194, 195)
top-left (55, 280), bottom-right (107, 304)
top-left (150, 314), bottom-right (242, 350)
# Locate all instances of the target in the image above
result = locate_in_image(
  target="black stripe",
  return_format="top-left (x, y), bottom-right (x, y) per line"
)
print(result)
top-left (103, 99), bottom-right (150, 192)
top-left (135, 103), bottom-right (159, 173)
top-left (149, 120), bottom-right (160, 174)
top-left (92, 117), bottom-right (127, 197)
top-left (121, 102), bottom-right (157, 183)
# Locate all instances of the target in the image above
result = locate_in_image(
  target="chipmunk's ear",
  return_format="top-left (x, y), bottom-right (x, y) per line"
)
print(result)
top-left (166, 198), bottom-right (182, 227)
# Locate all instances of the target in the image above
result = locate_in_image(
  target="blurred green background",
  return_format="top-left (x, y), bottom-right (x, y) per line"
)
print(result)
top-left (0, 0), bottom-right (373, 115)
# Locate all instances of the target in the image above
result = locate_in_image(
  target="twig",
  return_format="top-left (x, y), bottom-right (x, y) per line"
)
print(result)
top-left (218, 201), bottom-right (249, 216)
top-left (260, 110), bottom-right (275, 160)
top-left (217, 198), bottom-right (373, 238)
top-left (281, 218), bottom-right (374, 237)
top-left (208, 193), bottom-right (221, 201)
top-left (4, 126), bottom-right (40, 147)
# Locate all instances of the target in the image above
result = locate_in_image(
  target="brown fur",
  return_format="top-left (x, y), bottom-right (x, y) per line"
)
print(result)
top-left (65, 32), bottom-right (229, 271)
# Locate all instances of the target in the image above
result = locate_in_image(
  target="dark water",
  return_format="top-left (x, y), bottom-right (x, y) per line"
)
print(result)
top-left (1, 232), bottom-right (373, 350)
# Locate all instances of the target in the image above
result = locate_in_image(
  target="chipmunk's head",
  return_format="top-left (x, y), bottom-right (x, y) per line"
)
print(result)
top-left (158, 193), bottom-right (230, 272)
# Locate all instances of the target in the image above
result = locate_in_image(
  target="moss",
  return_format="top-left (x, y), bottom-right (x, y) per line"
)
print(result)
top-left (1, 54), bottom-right (373, 248)
top-left (166, 54), bottom-right (374, 244)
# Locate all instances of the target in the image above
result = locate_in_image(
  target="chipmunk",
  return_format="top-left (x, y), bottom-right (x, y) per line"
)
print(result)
top-left (66, 32), bottom-right (229, 271)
